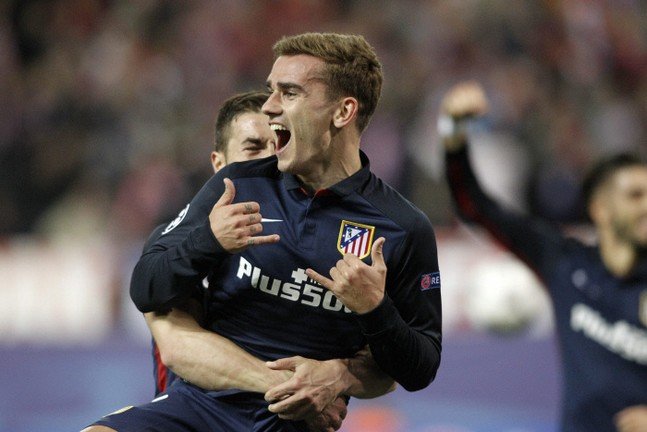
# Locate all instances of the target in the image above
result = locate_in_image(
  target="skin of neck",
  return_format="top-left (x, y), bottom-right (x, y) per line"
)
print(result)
top-left (296, 125), bottom-right (362, 193)
top-left (598, 227), bottom-right (640, 278)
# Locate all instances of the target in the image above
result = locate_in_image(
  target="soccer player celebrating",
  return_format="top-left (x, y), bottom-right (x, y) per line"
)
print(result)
top-left (143, 90), bottom-right (363, 432)
top-left (440, 81), bottom-right (647, 432)
top-left (85, 32), bottom-right (442, 432)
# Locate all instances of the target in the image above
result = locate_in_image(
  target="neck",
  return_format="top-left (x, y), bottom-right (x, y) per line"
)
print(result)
top-left (598, 229), bottom-right (638, 277)
top-left (297, 132), bottom-right (362, 192)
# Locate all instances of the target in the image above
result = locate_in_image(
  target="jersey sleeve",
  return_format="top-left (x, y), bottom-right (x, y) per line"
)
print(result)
top-left (445, 142), bottom-right (564, 280)
top-left (130, 173), bottom-right (230, 313)
top-left (354, 214), bottom-right (442, 392)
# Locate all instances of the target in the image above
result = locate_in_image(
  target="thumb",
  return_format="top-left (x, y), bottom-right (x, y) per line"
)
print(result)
top-left (266, 356), bottom-right (298, 372)
top-left (371, 237), bottom-right (386, 268)
top-left (214, 178), bottom-right (235, 208)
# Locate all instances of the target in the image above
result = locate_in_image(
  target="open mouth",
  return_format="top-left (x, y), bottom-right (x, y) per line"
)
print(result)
top-left (270, 124), bottom-right (291, 152)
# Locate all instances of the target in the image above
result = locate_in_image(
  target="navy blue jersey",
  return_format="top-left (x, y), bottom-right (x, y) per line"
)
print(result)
top-left (131, 152), bottom-right (442, 393)
top-left (446, 146), bottom-right (647, 432)
top-left (142, 223), bottom-right (181, 396)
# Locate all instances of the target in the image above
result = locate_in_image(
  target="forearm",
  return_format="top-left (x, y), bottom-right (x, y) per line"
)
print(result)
top-left (146, 310), bottom-right (289, 393)
top-left (131, 222), bottom-right (228, 312)
top-left (445, 145), bottom-right (564, 275)
top-left (356, 296), bottom-right (441, 392)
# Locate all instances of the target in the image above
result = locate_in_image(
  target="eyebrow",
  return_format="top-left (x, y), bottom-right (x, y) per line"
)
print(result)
top-left (242, 137), bottom-right (265, 146)
top-left (266, 81), bottom-right (305, 93)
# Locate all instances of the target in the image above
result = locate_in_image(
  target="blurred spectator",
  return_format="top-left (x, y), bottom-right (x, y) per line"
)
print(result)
top-left (1, 0), bottom-right (645, 242)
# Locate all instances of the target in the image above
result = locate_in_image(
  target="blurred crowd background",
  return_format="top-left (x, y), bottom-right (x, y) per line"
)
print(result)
top-left (0, 0), bottom-right (645, 431)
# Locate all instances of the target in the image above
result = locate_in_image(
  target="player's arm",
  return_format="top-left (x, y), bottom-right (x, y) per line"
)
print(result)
top-left (440, 81), bottom-right (564, 274)
top-left (130, 174), bottom-right (279, 313)
top-left (308, 224), bottom-right (442, 393)
top-left (147, 305), bottom-right (353, 431)
top-left (145, 306), bottom-right (291, 393)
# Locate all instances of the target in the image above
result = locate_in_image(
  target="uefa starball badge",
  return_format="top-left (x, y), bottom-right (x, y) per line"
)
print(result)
top-left (337, 220), bottom-right (375, 259)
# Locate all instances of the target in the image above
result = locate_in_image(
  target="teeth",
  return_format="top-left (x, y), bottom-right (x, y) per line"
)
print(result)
top-left (270, 124), bottom-right (288, 131)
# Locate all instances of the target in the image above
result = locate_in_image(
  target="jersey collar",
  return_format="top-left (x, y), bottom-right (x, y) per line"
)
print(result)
top-left (282, 150), bottom-right (371, 197)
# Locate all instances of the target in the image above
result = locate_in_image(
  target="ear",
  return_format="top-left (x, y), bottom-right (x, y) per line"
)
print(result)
top-left (332, 97), bottom-right (359, 129)
top-left (211, 151), bottom-right (226, 173)
top-left (588, 193), bottom-right (609, 226)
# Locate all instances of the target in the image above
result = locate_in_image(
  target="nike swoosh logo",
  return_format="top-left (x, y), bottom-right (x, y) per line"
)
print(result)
top-left (261, 218), bottom-right (284, 223)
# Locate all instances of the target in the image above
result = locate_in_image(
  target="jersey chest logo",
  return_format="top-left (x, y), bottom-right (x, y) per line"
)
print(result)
top-left (337, 220), bottom-right (375, 259)
top-left (640, 290), bottom-right (647, 328)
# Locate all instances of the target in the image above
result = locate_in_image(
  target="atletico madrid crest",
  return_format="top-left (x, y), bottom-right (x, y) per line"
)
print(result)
top-left (337, 220), bottom-right (375, 259)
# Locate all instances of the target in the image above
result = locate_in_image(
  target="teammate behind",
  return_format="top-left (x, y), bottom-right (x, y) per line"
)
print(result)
top-left (145, 90), bottom-right (279, 393)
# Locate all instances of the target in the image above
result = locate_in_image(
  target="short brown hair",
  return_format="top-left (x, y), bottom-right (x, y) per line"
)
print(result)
top-left (272, 32), bottom-right (382, 132)
top-left (215, 91), bottom-right (270, 152)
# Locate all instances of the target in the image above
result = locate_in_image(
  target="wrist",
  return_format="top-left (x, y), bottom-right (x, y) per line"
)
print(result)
top-left (326, 358), bottom-right (353, 396)
top-left (437, 114), bottom-right (468, 152)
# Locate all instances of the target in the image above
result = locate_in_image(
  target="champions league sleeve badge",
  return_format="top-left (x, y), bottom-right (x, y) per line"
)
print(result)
top-left (337, 220), bottom-right (375, 259)
top-left (162, 204), bottom-right (190, 235)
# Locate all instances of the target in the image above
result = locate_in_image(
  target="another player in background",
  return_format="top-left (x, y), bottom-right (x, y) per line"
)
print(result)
top-left (141, 91), bottom-right (380, 432)
top-left (439, 81), bottom-right (647, 432)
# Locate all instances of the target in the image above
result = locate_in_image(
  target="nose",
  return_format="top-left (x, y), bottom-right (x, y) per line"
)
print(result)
top-left (262, 91), bottom-right (281, 117)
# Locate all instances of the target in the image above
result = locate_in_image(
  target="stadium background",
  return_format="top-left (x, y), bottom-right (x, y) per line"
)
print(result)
top-left (0, 1), bottom-right (644, 431)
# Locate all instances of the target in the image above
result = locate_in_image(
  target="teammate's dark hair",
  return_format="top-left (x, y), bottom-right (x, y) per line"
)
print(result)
top-left (582, 152), bottom-right (645, 209)
top-left (215, 91), bottom-right (270, 152)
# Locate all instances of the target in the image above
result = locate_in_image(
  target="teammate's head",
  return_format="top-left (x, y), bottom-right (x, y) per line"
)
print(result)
top-left (270, 32), bottom-right (382, 133)
top-left (211, 91), bottom-right (276, 172)
top-left (583, 153), bottom-right (647, 248)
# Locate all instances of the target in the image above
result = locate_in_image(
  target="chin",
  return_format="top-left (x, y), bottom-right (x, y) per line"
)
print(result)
top-left (276, 158), bottom-right (293, 174)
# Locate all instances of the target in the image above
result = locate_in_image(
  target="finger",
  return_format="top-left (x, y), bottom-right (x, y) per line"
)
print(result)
top-left (265, 380), bottom-right (298, 403)
top-left (306, 268), bottom-right (334, 289)
top-left (241, 201), bottom-right (260, 215)
top-left (268, 396), bottom-right (309, 418)
top-left (330, 416), bottom-right (342, 431)
top-left (371, 237), bottom-right (386, 268)
top-left (245, 234), bottom-right (280, 247)
top-left (229, 201), bottom-right (261, 215)
top-left (266, 357), bottom-right (298, 371)
top-left (329, 267), bottom-right (343, 285)
top-left (214, 178), bottom-right (236, 208)
top-left (249, 223), bottom-right (263, 235)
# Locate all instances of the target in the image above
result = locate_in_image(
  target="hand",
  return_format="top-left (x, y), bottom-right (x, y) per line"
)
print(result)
top-left (265, 356), bottom-right (347, 421)
top-left (438, 81), bottom-right (489, 151)
top-left (306, 237), bottom-right (386, 314)
top-left (209, 178), bottom-right (280, 253)
top-left (615, 405), bottom-right (647, 432)
top-left (304, 396), bottom-right (347, 432)
top-left (440, 81), bottom-right (489, 119)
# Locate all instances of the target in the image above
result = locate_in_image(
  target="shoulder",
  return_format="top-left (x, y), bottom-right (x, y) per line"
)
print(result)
top-left (143, 223), bottom-right (168, 252)
top-left (220, 155), bottom-right (279, 180)
top-left (362, 173), bottom-right (432, 231)
top-left (200, 156), bottom-right (279, 193)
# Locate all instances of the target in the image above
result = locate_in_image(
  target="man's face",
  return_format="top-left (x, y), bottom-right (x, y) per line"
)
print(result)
top-left (211, 111), bottom-right (276, 172)
top-left (601, 166), bottom-right (647, 248)
top-left (262, 55), bottom-right (339, 177)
